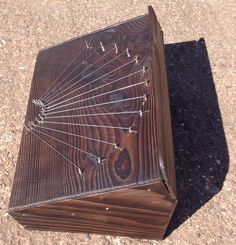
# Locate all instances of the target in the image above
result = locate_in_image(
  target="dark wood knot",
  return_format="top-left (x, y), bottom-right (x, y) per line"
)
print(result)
top-left (114, 148), bottom-right (131, 180)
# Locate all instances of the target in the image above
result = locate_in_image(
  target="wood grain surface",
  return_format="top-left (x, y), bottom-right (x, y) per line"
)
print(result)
top-left (148, 6), bottom-right (177, 197)
top-left (10, 182), bottom-right (176, 239)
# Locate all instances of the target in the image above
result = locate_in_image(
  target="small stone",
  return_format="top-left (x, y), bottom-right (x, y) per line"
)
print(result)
top-left (0, 39), bottom-right (6, 48)
top-left (216, 159), bottom-right (221, 165)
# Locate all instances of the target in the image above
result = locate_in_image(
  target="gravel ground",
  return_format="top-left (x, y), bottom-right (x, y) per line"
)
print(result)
top-left (0, 0), bottom-right (235, 244)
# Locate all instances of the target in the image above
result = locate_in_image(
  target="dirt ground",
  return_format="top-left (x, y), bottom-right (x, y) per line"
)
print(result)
top-left (0, 0), bottom-right (235, 244)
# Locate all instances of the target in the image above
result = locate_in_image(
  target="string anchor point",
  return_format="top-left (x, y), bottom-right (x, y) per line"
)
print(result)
top-left (142, 94), bottom-right (148, 105)
top-left (38, 113), bottom-right (44, 121)
top-left (85, 41), bottom-right (91, 49)
top-left (126, 48), bottom-right (131, 57)
top-left (32, 99), bottom-right (44, 108)
top-left (142, 66), bottom-right (147, 74)
top-left (100, 41), bottom-right (105, 52)
top-left (35, 116), bottom-right (43, 125)
top-left (114, 43), bottom-right (119, 54)
top-left (135, 55), bottom-right (140, 64)
top-left (139, 109), bottom-right (150, 117)
top-left (41, 107), bottom-right (47, 115)
top-left (128, 127), bottom-right (137, 134)
top-left (145, 79), bottom-right (150, 86)
top-left (32, 99), bottom-right (39, 105)
top-left (38, 101), bottom-right (45, 108)
top-left (78, 168), bottom-right (83, 177)
top-left (27, 121), bottom-right (36, 129)
top-left (97, 157), bottom-right (106, 164)
top-left (113, 143), bottom-right (122, 151)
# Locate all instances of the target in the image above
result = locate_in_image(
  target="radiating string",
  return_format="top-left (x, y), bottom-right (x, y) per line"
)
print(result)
top-left (39, 45), bottom-right (88, 101)
top-left (37, 121), bottom-right (137, 133)
top-left (46, 68), bottom-right (143, 111)
top-left (40, 44), bottom-right (102, 102)
top-left (44, 110), bottom-right (148, 119)
top-left (30, 125), bottom-right (102, 161)
top-left (46, 52), bottom-right (135, 108)
top-left (29, 36), bottom-right (150, 175)
top-left (32, 123), bottom-right (120, 148)
top-left (46, 60), bottom-right (141, 107)
top-left (43, 45), bottom-right (118, 104)
top-left (25, 126), bottom-right (83, 175)
top-left (46, 80), bottom-right (146, 112)
top-left (43, 95), bottom-right (146, 116)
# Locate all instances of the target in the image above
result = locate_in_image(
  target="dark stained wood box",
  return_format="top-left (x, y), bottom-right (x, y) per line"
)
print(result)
top-left (9, 6), bottom-right (177, 239)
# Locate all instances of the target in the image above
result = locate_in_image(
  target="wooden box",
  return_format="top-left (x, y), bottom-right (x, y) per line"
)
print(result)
top-left (9, 6), bottom-right (177, 239)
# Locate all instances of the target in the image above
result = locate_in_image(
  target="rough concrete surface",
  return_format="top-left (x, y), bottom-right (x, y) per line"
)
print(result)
top-left (0, 0), bottom-right (235, 244)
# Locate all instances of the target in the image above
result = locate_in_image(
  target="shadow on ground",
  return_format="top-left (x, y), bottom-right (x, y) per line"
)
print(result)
top-left (164, 38), bottom-right (229, 236)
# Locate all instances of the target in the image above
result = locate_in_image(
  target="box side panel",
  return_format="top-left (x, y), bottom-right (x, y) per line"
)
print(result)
top-left (148, 6), bottom-right (177, 197)
top-left (10, 182), bottom-right (175, 239)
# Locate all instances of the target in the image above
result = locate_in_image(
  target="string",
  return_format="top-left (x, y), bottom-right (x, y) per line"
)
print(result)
top-left (46, 80), bottom-right (146, 112)
top-left (43, 95), bottom-right (146, 116)
top-left (33, 123), bottom-right (121, 149)
top-left (43, 46), bottom-right (118, 104)
top-left (39, 44), bottom-right (88, 101)
top-left (37, 121), bottom-right (137, 133)
top-left (25, 126), bottom-right (83, 175)
top-left (40, 44), bottom-right (102, 102)
top-left (44, 49), bottom-right (132, 106)
top-left (42, 45), bottom-right (116, 103)
top-left (30, 124), bottom-right (102, 161)
top-left (43, 110), bottom-right (148, 119)
top-left (44, 59), bottom-right (140, 106)
top-left (46, 68), bottom-right (143, 111)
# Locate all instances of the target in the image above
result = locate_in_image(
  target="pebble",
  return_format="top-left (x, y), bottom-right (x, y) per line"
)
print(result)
top-left (216, 159), bottom-right (221, 165)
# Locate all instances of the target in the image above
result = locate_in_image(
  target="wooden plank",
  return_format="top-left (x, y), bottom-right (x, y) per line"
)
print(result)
top-left (10, 182), bottom-right (175, 239)
top-left (148, 6), bottom-right (177, 197)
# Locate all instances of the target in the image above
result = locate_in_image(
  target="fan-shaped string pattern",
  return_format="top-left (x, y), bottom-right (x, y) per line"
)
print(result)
top-left (26, 41), bottom-right (150, 176)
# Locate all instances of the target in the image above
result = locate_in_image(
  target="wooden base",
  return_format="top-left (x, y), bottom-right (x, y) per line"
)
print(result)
top-left (10, 181), bottom-right (176, 239)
